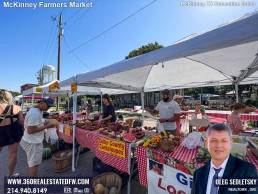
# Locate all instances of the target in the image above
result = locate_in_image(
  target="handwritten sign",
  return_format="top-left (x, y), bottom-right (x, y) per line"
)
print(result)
top-left (64, 125), bottom-right (72, 136)
top-left (49, 81), bottom-right (59, 92)
top-left (71, 82), bottom-right (77, 93)
top-left (98, 138), bottom-right (126, 158)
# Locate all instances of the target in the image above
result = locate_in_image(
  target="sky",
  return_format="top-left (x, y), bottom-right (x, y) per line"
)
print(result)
top-left (1, 0), bottom-right (258, 93)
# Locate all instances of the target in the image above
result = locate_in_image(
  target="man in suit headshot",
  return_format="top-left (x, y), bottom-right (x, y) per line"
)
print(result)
top-left (191, 123), bottom-right (257, 194)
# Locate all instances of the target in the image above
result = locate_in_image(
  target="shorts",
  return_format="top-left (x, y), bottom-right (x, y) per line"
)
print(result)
top-left (20, 139), bottom-right (43, 167)
top-left (0, 121), bottom-right (24, 147)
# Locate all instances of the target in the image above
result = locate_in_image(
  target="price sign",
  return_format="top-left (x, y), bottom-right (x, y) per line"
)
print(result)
top-left (71, 82), bottom-right (77, 92)
top-left (36, 87), bottom-right (42, 92)
top-left (49, 81), bottom-right (59, 92)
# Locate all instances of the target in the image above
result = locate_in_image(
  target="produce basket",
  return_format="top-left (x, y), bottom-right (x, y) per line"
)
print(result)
top-left (247, 137), bottom-right (258, 157)
top-left (92, 172), bottom-right (122, 194)
top-left (52, 149), bottom-right (72, 172)
top-left (125, 119), bottom-right (134, 127)
top-left (160, 140), bottom-right (175, 152)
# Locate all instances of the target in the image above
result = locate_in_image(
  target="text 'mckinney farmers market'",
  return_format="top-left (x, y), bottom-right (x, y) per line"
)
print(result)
top-left (2, 1), bottom-right (94, 9)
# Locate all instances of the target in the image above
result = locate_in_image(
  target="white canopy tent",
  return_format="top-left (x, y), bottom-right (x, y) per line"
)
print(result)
top-left (22, 80), bottom-right (60, 109)
top-left (75, 11), bottom-right (258, 102)
top-left (58, 76), bottom-right (138, 171)
top-left (63, 11), bottom-right (258, 172)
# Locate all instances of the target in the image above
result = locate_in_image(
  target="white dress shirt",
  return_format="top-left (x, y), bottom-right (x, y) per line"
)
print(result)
top-left (206, 156), bottom-right (229, 194)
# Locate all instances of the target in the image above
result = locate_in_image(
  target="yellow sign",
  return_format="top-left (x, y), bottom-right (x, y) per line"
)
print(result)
top-left (64, 125), bottom-right (72, 136)
top-left (98, 138), bottom-right (126, 158)
top-left (71, 82), bottom-right (77, 92)
top-left (49, 81), bottom-right (59, 92)
top-left (36, 87), bottom-right (42, 92)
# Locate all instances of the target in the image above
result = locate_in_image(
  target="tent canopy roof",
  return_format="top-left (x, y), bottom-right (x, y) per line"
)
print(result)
top-left (73, 11), bottom-right (258, 92)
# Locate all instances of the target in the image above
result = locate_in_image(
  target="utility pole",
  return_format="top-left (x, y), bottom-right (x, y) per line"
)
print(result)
top-left (56, 13), bottom-right (63, 111)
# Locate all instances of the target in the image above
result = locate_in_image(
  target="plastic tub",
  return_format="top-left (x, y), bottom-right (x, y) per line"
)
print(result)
top-left (231, 135), bottom-right (248, 157)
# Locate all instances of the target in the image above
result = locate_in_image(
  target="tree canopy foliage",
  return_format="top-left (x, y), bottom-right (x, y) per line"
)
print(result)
top-left (10, 91), bottom-right (20, 97)
top-left (125, 42), bottom-right (163, 59)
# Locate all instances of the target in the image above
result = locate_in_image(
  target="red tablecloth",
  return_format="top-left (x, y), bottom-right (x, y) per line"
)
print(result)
top-left (56, 123), bottom-right (132, 174)
top-left (136, 146), bottom-right (258, 187)
top-left (184, 110), bottom-right (258, 121)
top-left (56, 128), bottom-right (73, 144)
top-left (76, 128), bottom-right (131, 174)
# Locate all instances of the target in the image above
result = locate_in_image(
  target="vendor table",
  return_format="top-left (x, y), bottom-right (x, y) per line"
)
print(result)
top-left (57, 124), bottom-right (138, 194)
top-left (57, 124), bottom-right (132, 174)
top-left (136, 145), bottom-right (258, 187)
top-left (75, 127), bottom-right (132, 174)
top-left (183, 110), bottom-right (258, 121)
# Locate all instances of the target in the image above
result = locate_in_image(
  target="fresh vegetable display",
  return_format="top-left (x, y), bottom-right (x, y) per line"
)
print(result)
top-left (231, 152), bottom-right (245, 160)
top-left (143, 135), bottom-right (161, 147)
top-left (232, 137), bottom-right (242, 143)
top-left (192, 147), bottom-right (211, 163)
top-left (250, 139), bottom-right (258, 146)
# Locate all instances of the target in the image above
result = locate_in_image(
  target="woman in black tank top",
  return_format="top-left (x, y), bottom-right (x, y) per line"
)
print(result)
top-left (0, 89), bottom-right (24, 177)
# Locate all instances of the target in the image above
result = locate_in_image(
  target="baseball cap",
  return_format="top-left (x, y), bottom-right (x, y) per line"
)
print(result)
top-left (173, 95), bottom-right (183, 100)
top-left (162, 89), bottom-right (171, 95)
top-left (42, 98), bottom-right (55, 107)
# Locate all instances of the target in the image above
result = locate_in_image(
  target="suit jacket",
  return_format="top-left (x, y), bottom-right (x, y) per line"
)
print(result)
top-left (191, 154), bottom-right (258, 194)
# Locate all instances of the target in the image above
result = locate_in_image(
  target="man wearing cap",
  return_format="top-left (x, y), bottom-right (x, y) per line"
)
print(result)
top-left (20, 98), bottom-right (57, 177)
top-left (147, 89), bottom-right (181, 134)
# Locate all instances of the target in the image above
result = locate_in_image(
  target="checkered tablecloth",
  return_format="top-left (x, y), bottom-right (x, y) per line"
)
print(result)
top-left (136, 146), bottom-right (258, 187)
top-left (76, 128), bottom-right (131, 174)
top-left (56, 123), bottom-right (132, 174)
top-left (184, 110), bottom-right (258, 121)
top-left (56, 128), bottom-right (73, 144)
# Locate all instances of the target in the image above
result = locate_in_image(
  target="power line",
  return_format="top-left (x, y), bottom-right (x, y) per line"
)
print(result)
top-left (45, 26), bottom-right (58, 64)
top-left (64, 0), bottom-right (157, 54)
top-left (54, 0), bottom-right (71, 18)
top-left (63, 36), bottom-right (92, 71)
top-left (41, 17), bottom-right (57, 67)
top-left (49, 42), bottom-right (58, 64)
top-left (64, 0), bottom-right (99, 32)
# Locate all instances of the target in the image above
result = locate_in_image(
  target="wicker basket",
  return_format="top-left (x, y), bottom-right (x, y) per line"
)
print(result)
top-left (52, 149), bottom-right (72, 172)
top-left (160, 140), bottom-right (175, 152)
top-left (92, 172), bottom-right (122, 194)
top-left (125, 119), bottom-right (134, 127)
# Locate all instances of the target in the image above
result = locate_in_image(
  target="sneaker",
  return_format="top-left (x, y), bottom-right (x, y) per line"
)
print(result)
top-left (10, 173), bottom-right (20, 177)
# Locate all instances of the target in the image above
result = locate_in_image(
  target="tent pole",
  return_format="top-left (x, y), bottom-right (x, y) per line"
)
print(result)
top-left (72, 91), bottom-right (77, 172)
top-left (200, 87), bottom-right (203, 105)
top-left (67, 95), bottom-right (69, 111)
top-left (32, 94), bottom-right (34, 106)
top-left (141, 91), bottom-right (145, 126)
top-left (235, 83), bottom-right (239, 102)
top-left (100, 93), bottom-right (103, 114)
top-left (21, 95), bottom-right (24, 111)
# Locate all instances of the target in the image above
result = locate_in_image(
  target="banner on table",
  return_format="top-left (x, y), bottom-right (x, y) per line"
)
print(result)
top-left (147, 159), bottom-right (192, 194)
top-left (98, 138), bottom-right (126, 158)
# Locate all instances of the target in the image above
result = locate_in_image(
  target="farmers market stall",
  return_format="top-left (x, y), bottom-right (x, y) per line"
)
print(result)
top-left (136, 142), bottom-right (258, 191)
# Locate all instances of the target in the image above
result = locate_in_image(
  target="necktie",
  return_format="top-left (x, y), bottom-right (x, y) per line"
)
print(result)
top-left (210, 167), bottom-right (222, 194)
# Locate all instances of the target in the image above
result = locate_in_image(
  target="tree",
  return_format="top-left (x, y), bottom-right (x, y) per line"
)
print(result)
top-left (125, 42), bottom-right (163, 59)
top-left (10, 91), bottom-right (20, 97)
